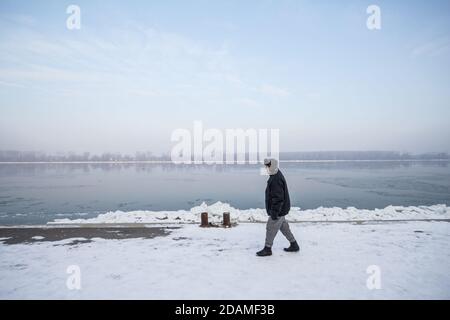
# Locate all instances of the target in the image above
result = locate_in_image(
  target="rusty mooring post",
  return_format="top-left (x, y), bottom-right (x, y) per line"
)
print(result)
top-left (200, 212), bottom-right (209, 227)
top-left (222, 212), bottom-right (231, 228)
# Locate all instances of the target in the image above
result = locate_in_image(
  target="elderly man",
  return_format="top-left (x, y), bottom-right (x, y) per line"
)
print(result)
top-left (257, 158), bottom-right (299, 257)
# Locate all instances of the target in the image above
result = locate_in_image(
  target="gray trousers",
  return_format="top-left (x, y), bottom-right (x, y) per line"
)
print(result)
top-left (265, 215), bottom-right (296, 248)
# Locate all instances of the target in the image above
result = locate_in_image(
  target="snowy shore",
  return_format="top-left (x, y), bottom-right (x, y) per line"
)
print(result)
top-left (49, 202), bottom-right (450, 225)
top-left (1, 203), bottom-right (449, 299)
top-left (1, 221), bottom-right (449, 299)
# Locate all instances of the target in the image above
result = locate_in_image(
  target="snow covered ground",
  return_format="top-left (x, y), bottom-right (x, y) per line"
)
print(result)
top-left (49, 202), bottom-right (450, 225)
top-left (1, 220), bottom-right (449, 299)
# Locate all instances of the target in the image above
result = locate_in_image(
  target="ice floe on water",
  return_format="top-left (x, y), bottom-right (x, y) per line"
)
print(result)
top-left (48, 202), bottom-right (450, 224)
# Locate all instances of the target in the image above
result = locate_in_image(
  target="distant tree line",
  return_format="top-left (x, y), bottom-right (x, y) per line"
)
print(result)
top-left (0, 151), bottom-right (169, 162)
top-left (0, 150), bottom-right (448, 162)
top-left (279, 151), bottom-right (450, 161)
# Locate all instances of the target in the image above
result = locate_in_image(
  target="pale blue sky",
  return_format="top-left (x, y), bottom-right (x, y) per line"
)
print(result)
top-left (0, 0), bottom-right (449, 154)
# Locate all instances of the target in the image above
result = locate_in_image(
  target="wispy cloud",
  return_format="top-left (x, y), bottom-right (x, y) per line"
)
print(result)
top-left (0, 22), bottom-right (244, 99)
top-left (259, 84), bottom-right (290, 97)
top-left (0, 80), bottom-right (26, 88)
top-left (235, 97), bottom-right (260, 108)
top-left (411, 36), bottom-right (450, 58)
top-left (0, 13), bottom-right (36, 26)
top-left (202, 19), bottom-right (238, 32)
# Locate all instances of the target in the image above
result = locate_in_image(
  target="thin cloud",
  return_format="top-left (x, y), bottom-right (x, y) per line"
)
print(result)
top-left (236, 98), bottom-right (260, 108)
top-left (0, 80), bottom-right (26, 88)
top-left (0, 23), bottom-right (246, 99)
top-left (259, 84), bottom-right (290, 97)
top-left (0, 13), bottom-right (36, 26)
top-left (411, 36), bottom-right (450, 58)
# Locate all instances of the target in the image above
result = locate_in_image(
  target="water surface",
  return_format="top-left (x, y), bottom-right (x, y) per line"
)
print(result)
top-left (1, 161), bottom-right (449, 225)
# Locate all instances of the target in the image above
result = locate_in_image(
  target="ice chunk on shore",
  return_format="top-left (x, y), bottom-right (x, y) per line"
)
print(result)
top-left (48, 202), bottom-right (450, 225)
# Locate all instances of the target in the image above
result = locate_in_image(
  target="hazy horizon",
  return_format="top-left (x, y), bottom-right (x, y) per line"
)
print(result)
top-left (1, 147), bottom-right (450, 157)
top-left (1, 149), bottom-right (449, 162)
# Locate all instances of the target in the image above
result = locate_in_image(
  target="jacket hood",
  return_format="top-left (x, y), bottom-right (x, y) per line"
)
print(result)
top-left (264, 158), bottom-right (279, 175)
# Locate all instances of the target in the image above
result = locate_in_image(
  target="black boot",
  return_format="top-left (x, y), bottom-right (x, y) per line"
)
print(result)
top-left (256, 246), bottom-right (272, 256)
top-left (284, 241), bottom-right (300, 252)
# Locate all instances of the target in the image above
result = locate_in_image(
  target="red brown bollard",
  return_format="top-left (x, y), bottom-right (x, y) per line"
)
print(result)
top-left (200, 212), bottom-right (209, 227)
top-left (222, 212), bottom-right (231, 228)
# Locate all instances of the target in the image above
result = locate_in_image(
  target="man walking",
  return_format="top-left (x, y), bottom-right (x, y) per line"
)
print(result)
top-left (257, 158), bottom-right (299, 256)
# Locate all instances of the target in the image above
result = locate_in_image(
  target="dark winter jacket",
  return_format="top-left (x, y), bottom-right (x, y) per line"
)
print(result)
top-left (265, 170), bottom-right (291, 220)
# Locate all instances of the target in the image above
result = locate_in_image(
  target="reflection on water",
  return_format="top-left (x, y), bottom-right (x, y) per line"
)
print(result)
top-left (0, 161), bottom-right (449, 225)
top-left (1, 160), bottom-right (449, 176)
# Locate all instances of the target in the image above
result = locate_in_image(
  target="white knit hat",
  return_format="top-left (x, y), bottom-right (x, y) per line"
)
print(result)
top-left (264, 158), bottom-right (279, 175)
